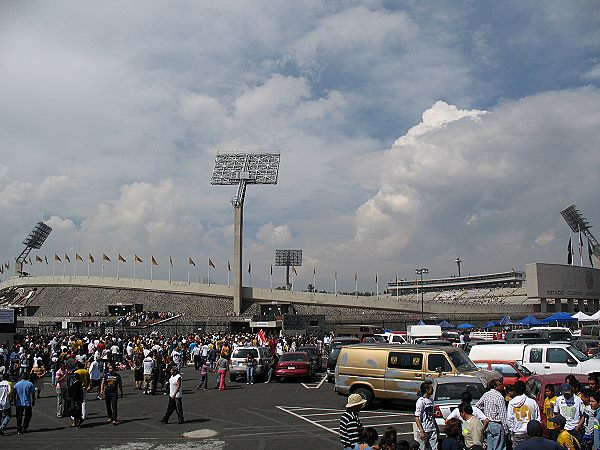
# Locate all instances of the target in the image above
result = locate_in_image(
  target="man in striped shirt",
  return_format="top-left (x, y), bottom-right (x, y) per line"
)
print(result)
top-left (339, 393), bottom-right (366, 449)
top-left (476, 378), bottom-right (508, 450)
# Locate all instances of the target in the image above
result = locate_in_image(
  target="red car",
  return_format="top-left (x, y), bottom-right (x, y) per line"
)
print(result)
top-left (525, 373), bottom-right (589, 434)
top-left (274, 352), bottom-right (313, 380)
top-left (472, 360), bottom-right (532, 388)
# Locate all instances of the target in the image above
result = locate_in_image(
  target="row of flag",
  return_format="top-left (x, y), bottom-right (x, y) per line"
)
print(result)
top-left (567, 233), bottom-right (595, 267)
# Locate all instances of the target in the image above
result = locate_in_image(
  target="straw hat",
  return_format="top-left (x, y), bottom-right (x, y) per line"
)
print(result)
top-left (345, 393), bottom-right (367, 408)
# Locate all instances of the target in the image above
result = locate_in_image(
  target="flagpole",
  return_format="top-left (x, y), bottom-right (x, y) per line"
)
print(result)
top-left (227, 269), bottom-right (230, 288)
top-left (208, 264), bottom-right (210, 286)
top-left (87, 259), bottom-right (90, 278)
top-left (101, 263), bottom-right (104, 278)
top-left (150, 263), bottom-right (153, 281)
top-left (133, 260), bottom-right (136, 280)
top-left (52, 261), bottom-right (55, 277)
top-left (355, 276), bottom-right (358, 297)
top-left (63, 260), bottom-right (66, 277)
top-left (169, 263), bottom-right (171, 283)
top-left (43, 261), bottom-right (46, 276)
top-left (313, 268), bottom-right (316, 293)
top-left (34, 261), bottom-right (37, 277)
top-left (291, 274), bottom-right (294, 293)
top-left (187, 267), bottom-right (190, 284)
top-left (74, 260), bottom-right (77, 277)
top-left (334, 271), bottom-right (337, 296)
top-left (117, 261), bottom-right (120, 279)
top-left (396, 273), bottom-right (399, 301)
top-left (580, 226), bottom-right (584, 267)
top-left (376, 273), bottom-right (379, 298)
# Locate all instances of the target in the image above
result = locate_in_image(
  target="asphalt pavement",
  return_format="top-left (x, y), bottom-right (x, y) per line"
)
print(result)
top-left (0, 368), bottom-right (415, 449)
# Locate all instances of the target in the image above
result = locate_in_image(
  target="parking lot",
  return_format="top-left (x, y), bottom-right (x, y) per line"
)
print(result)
top-left (0, 368), bottom-right (415, 449)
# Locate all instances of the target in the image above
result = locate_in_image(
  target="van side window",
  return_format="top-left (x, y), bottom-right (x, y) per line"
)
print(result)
top-left (529, 348), bottom-right (543, 363)
top-left (546, 348), bottom-right (569, 364)
top-left (388, 352), bottom-right (423, 370)
top-left (427, 354), bottom-right (452, 372)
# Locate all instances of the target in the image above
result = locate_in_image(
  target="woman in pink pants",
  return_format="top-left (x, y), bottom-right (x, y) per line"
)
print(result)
top-left (216, 357), bottom-right (229, 390)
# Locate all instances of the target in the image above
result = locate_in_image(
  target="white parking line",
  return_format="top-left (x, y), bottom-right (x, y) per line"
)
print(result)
top-left (301, 374), bottom-right (328, 389)
top-left (277, 406), bottom-right (413, 437)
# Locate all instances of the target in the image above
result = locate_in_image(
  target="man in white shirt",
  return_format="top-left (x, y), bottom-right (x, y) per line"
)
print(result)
top-left (553, 383), bottom-right (584, 439)
top-left (415, 381), bottom-right (438, 449)
top-left (143, 353), bottom-right (155, 395)
top-left (88, 358), bottom-right (103, 399)
top-left (171, 349), bottom-right (182, 371)
top-left (0, 373), bottom-right (12, 434)
top-left (160, 366), bottom-right (184, 424)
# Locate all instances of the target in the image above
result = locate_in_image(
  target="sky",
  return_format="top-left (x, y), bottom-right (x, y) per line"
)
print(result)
top-left (1, 1), bottom-right (599, 291)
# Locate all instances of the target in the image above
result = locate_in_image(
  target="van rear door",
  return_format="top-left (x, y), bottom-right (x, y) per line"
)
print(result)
top-left (384, 350), bottom-right (425, 400)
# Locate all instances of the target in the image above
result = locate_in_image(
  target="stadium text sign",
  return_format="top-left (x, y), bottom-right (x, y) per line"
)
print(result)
top-left (526, 263), bottom-right (600, 300)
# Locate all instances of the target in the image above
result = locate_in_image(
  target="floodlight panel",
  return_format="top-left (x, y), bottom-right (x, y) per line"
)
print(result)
top-left (23, 222), bottom-right (52, 249)
top-left (560, 204), bottom-right (591, 233)
top-left (211, 152), bottom-right (280, 185)
top-left (275, 249), bottom-right (302, 266)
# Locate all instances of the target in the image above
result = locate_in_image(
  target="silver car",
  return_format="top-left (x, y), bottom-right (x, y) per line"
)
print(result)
top-left (229, 346), bottom-right (272, 381)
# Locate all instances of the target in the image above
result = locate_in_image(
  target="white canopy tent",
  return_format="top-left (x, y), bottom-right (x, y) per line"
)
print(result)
top-left (587, 310), bottom-right (600, 321)
top-left (572, 311), bottom-right (594, 321)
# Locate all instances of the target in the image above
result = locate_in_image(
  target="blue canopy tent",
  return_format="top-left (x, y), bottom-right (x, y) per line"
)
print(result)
top-left (484, 321), bottom-right (500, 328)
top-left (499, 316), bottom-right (514, 325)
top-left (518, 315), bottom-right (545, 326)
top-left (457, 323), bottom-right (475, 329)
top-left (543, 312), bottom-right (578, 323)
top-left (417, 320), bottom-right (426, 325)
top-left (438, 320), bottom-right (454, 329)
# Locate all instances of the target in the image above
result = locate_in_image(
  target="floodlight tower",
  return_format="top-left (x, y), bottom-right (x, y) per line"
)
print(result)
top-left (211, 152), bottom-right (280, 314)
top-left (560, 205), bottom-right (600, 257)
top-left (16, 222), bottom-right (52, 276)
top-left (275, 249), bottom-right (302, 290)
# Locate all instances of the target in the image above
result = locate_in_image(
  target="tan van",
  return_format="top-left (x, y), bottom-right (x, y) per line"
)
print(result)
top-left (335, 344), bottom-right (500, 407)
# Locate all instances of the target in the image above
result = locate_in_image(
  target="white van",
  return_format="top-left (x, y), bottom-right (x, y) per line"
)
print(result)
top-left (375, 332), bottom-right (408, 344)
top-left (470, 343), bottom-right (600, 375)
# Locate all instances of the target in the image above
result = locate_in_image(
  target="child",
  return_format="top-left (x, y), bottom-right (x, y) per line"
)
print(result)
top-left (545, 384), bottom-right (558, 440)
top-left (582, 388), bottom-right (595, 450)
top-left (551, 415), bottom-right (580, 450)
top-left (196, 360), bottom-right (209, 390)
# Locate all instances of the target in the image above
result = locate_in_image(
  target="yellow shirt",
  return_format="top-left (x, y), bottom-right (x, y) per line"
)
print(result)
top-left (557, 429), bottom-right (578, 450)
top-left (544, 396), bottom-right (557, 430)
top-left (74, 368), bottom-right (90, 390)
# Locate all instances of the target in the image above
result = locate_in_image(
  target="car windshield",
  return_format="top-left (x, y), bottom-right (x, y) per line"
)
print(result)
top-left (297, 347), bottom-right (317, 357)
top-left (515, 362), bottom-right (532, 376)
top-left (448, 351), bottom-right (477, 372)
top-left (435, 382), bottom-right (486, 401)
top-left (548, 331), bottom-right (573, 341)
top-left (329, 347), bottom-right (341, 361)
top-left (232, 348), bottom-right (258, 359)
top-left (568, 345), bottom-right (590, 362)
top-left (280, 353), bottom-right (308, 362)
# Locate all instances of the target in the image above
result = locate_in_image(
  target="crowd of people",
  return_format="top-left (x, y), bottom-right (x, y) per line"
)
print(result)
top-left (341, 374), bottom-right (600, 450)
top-left (0, 329), bottom-right (325, 435)
top-left (113, 310), bottom-right (176, 326)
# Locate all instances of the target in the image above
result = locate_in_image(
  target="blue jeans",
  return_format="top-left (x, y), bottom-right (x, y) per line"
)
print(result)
top-left (51, 369), bottom-right (56, 386)
top-left (0, 407), bottom-right (10, 431)
top-left (486, 421), bottom-right (506, 450)
top-left (246, 366), bottom-right (254, 383)
top-left (418, 430), bottom-right (438, 450)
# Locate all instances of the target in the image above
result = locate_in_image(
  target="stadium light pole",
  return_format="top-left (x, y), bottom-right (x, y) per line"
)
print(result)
top-left (415, 268), bottom-right (429, 322)
top-left (275, 250), bottom-right (302, 290)
top-left (16, 222), bottom-right (52, 277)
top-left (211, 152), bottom-right (280, 315)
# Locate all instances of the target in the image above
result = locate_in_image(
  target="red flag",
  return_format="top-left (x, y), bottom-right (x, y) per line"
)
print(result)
top-left (257, 329), bottom-right (267, 346)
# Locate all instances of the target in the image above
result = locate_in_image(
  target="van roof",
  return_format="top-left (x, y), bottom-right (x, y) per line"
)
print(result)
top-left (339, 343), bottom-right (460, 352)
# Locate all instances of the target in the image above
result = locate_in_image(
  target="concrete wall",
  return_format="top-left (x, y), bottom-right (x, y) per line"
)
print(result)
top-left (526, 263), bottom-right (600, 300)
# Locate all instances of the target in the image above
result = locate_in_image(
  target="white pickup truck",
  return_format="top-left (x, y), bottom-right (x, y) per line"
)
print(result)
top-left (469, 342), bottom-right (600, 375)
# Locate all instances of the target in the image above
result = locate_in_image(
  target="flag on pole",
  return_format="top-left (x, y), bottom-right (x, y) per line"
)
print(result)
top-left (270, 264), bottom-right (273, 276)
top-left (118, 254), bottom-right (126, 263)
top-left (28, 256), bottom-right (32, 265)
top-left (567, 237), bottom-right (573, 265)
top-left (64, 254), bottom-right (71, 263)
top-left (375, 273), bottom-right (378, 284)
top-left (54, 254), bottom-right (61, 262)
top-left (0, 267), bottom-right (3, 274)
top-left (248, 261), bottom-right (251, 273)
top-left (169, 256), bottom-right (174, 268)
top-left (36, 255), bottom-right (43, 263)
top-left (354, 272), bottom-right (357, 282)
top-left (291, 265), bottom-right (298, 276)
top-left (589, 239), bottom-right (595, 267)
top-left (5, 262), bottom-right (8, 270)
top-left (188, 257), bottom-right (195, 266)
top-left (135, 254), bottom-right (143, 263)
top-left (75, 253), bottom-right (83, 262)
top-left (88, 253), bottom-right (95, 263)
top-left (103, 253), bottom-right (111, 262)
top-left (228, 260), bottom-right (231, 272)
top-left (151, 256), bottom-right (158, 265)
top-left (208, 258), bottom-right (216, 269)
top-left (45, 255), bottom-right (48, 264)
top-left (23, 258), bottom-right (28, 265)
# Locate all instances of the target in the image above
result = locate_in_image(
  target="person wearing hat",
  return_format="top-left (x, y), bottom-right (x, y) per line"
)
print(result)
top-left (514, 419), bottom-right (564, 450)
top-left (340, 393), bottom-right (365, 450)
top-left (550, 415), bottom-right (580, 450)
top-left (554, 383), bottom-right (585, 442)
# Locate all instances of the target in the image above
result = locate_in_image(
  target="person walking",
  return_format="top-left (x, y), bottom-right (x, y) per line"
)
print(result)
top-left (66, 372), bottom-right (84, 427)
top-left (476, 378), bottom-right (508, 450)
top-left (340, 393), bottom-right (366, 450)
top-left (507, 380), bottom-right (540, 447)
top-left (0, 373), bottom-right (11, 435)
top-left (13, 372), bottom-right (35, 434)
top-left (88, 357), bottom-right (103, 400)
top-left (160, 366), bottom-right (184, 424)
top-left (55, 361), bottom-right (68, 417)
top-left (30, 360), bottom-right (46, 399)
top-left (246, 351), bottom-right (256, 385)
top-left (196, 360), bottom-right (209, 390)
top-left (74, 362), bottom-right (90, 421)
top-left (216, 356), bottom-right (229, 390)
top-left (265, 353), bottom-right (278, 384)
top-left (415, 380), bottom-right (438, 450)
top-left (143, 352), bottom-right (155, 395)
top-left (100, 364), bottom-right (123, 425)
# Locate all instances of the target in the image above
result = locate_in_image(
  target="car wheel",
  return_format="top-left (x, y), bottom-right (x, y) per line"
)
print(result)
top-left (229, 374), bottom-right (236, 382)
top-left (352, 387), bottom-right (374, 409)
